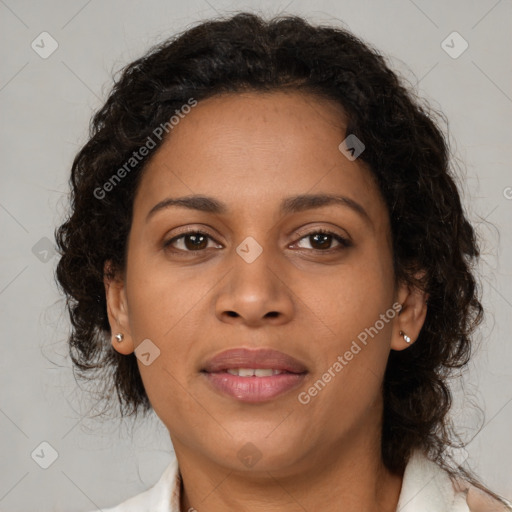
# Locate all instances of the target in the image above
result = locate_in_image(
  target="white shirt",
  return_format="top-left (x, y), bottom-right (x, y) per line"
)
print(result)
top-left (90, 450), bottom-right (511, 511)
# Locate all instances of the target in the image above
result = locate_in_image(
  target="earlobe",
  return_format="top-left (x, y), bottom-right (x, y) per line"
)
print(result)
top-left (391, 278), bottom-right (428, 351)
top-left (399, 330), bottom-right (411, 343)
top-left (103, 261), bottom-right (135, 355)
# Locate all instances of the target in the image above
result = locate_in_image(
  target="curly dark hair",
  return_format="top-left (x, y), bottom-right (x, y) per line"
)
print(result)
top-left (55, 12), bottom-right (488, 482)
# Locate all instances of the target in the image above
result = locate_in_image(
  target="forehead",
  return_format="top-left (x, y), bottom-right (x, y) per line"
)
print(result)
top-left (134, 91), bottom-right (385, 224)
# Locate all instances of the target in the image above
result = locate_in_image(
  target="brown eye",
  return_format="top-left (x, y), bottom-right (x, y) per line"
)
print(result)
top-left (164, 231), bottom-right (220, 252)
top-left (294, 230), bottom-right (351, 252)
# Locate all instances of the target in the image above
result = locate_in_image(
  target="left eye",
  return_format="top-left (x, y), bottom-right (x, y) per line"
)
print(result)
top-left (293, 230), bottom-right (351, 251)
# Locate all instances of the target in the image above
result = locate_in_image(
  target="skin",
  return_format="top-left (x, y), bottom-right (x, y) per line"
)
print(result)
top-left (104, 91), bottom-right (428, 511)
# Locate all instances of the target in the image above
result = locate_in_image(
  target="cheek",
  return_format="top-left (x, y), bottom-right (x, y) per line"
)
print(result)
top-left (298, 253), bottom-right (394, 339)
top-left (292, 245), bottom-right (395, 397)
top-left (125, 254), bottom-right (207, 341)
top-left (296, 282), bottom-right (394, 438)
top-left (301, 278), bottom-right (394, 378)
top-left (123, 254), bottom-right (209, 400)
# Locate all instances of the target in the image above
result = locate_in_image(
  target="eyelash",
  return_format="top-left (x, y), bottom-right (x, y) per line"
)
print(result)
top-left (163, 228), bottom-right (351, 254)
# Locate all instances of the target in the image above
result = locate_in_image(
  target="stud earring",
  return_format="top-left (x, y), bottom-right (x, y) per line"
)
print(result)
top-left (399, 330), bottom-right (411, 343)
top-left (115, 333), bottom-right (124, 343)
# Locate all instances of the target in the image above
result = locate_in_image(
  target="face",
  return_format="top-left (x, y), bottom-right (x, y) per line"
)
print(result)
top-left (105, 91), bottom-right (425, 477)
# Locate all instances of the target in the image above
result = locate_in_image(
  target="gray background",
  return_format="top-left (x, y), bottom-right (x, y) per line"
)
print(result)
top-left (0, 0), bottom-right (511, 510)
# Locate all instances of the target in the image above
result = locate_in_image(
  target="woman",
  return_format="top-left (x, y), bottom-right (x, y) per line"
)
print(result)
top-left (55, 12), bottom-right (511, 512)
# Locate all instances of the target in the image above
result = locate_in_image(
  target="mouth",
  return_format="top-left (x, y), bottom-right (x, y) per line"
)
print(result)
top-left (200, 348), bottom-right (308, 403)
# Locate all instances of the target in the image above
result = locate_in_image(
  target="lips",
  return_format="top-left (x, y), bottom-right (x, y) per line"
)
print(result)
top-left (201, 347), bottom-right (308, 374)
top-left (200, 347), bottom-right (309, 403)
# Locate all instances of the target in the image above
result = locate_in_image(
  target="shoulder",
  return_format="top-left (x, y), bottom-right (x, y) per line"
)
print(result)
top-left (452, 479), bottom-right (512, 512)
top-left (398, 450), bottom-right (512, 512)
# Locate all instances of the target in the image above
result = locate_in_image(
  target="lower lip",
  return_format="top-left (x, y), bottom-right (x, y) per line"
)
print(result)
top-left (202, 371), bottom-right (307, 402)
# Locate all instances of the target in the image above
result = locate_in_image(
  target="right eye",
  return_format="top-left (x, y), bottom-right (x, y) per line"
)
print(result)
top-left (163, 231), bottom-right (223, 253)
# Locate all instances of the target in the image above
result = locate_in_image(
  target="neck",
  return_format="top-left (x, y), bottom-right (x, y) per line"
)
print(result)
top-left (174, 434), bottom-right (403, 512)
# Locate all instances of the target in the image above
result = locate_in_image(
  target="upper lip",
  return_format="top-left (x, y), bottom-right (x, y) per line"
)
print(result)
top-left (201, 348), bottom-right (308, 374)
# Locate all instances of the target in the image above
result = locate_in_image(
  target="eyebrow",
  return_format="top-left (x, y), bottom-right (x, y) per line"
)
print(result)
top-left (146, 193), bottom-right (371, 225)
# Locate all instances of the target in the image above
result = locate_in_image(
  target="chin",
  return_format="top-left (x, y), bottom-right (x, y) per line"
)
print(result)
top-left (211, 433), bottom-right (308, 475)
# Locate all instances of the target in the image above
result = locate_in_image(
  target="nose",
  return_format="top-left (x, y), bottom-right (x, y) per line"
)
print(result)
top-left (214, 243), bottom-right (295, 328)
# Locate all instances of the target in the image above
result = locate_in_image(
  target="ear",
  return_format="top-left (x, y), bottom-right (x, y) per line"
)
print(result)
top-left (391, 274), bottom-right (429, 351)
top-left (103, 260), bottom-right (135, 355)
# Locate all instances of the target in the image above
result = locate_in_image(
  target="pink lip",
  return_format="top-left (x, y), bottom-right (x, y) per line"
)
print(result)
top-left (201, 348), bottom-right (308, 374)
top-left (202, 372), bottom-right (307, 402)
top-left (201, 348), bottom-right (308, 403)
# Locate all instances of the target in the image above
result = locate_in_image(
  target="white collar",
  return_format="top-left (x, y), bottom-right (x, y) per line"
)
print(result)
top-left (396, 450), bottom-right (470, 511)
top-left (99, 449), bottom-right (508, 511)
